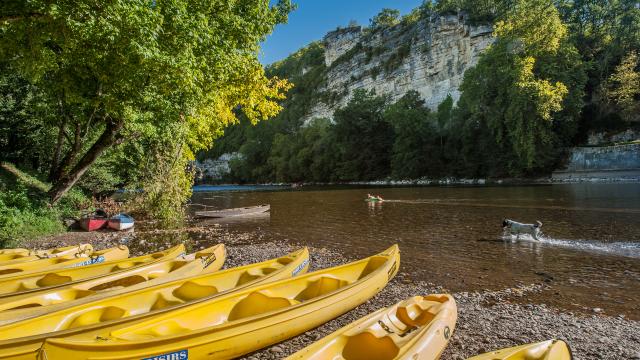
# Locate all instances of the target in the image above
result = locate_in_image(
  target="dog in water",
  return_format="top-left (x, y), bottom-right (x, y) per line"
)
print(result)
top-left (502, 219), bottom-right (543, 240)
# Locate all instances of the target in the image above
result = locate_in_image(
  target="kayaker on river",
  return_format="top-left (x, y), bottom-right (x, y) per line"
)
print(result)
top-left (366, 194), bottom-right (384, 202)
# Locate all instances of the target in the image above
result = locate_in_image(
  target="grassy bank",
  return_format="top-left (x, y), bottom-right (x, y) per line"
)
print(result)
top-left (0, 163), bottom-right (90, 247)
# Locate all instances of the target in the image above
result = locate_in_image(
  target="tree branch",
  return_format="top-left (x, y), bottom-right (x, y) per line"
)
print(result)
top-left (0, 13), bottom-right (47, 23)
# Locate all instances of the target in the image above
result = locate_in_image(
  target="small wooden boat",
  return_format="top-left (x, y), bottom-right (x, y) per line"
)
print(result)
top-left (287, 294), bottom-right (457, 360)
top-left (39, 245), bottom-right (398, 360)
top-left (195, 204), bottom-right (270, 218)
top-left (467, 339), bottom-right (572, 360)
top-left (108, 213), bottom-right (134, 231)
top-left (79, 209), bottom-right (108, 231)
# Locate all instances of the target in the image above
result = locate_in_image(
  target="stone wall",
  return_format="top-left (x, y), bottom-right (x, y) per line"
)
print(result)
top-left (303, 14), bottom-right (494, 123)
top-left (552, 144), bottom-right (640, 181)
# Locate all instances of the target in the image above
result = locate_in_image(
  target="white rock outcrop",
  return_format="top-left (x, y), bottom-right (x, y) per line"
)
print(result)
top-left (304, 14), bottom-right (493, 123)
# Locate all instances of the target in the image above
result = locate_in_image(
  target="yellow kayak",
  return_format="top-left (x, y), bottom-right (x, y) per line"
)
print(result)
top-left (467, 340), bottom-right (573, 360)
top-left (287, 294), bottom-right (457, 360)
top-left (0, 244), bottom-right (185, 298)
top-left (0, 247), bottom-right (308, 360)
top-left (40, 245), bottom-right (398, 360)
top-left (0, 246), bottom-right (128, 279)
top-left (0, 244), bottom-right (93, 266)
top-left (0, 244), bottom-right (225, 324)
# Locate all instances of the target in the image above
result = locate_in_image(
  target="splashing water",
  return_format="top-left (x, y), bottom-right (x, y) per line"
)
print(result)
top-left (503, 233), bottom-right (640, 259)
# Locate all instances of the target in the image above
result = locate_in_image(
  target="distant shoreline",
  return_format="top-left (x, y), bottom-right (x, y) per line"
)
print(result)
top-left (193, 175), bottom-right (640, 189)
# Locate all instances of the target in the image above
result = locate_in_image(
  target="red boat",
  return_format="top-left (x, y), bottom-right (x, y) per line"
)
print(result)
top-left (79, 209), bottom-right (108, 231)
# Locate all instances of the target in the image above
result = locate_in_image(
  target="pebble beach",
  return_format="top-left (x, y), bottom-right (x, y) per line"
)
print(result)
top-left (27, 226), bottom-right (640, 360)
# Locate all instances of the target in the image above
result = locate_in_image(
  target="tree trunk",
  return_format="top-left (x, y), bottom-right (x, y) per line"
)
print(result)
top-left (49, 122), bottom-right (83, 183)
top-left (48, 119), bottom-right (123, 204)
top-left (48, 123), bottom-right (66, 181)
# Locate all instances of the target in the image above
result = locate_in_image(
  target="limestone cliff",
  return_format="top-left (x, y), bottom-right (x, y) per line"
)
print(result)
top-left (301, 14), bottom-right (493, 123)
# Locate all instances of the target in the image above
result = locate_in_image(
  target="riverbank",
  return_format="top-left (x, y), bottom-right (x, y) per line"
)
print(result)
top-left (194, 174), bottom-right (640, 189)
top-left (26, 226), bottom-right (640, 360)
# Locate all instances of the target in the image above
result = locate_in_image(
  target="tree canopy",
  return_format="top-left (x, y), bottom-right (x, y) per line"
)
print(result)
top-left (0, 0), bottom-right (292, 203)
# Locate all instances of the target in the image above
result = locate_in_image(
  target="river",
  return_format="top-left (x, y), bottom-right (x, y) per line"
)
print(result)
top-left (190, 183), bottom-right (640, 319)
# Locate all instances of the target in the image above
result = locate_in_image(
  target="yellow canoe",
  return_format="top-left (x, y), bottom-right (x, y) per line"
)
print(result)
top-left (0, 244), bottom-right (185, 298)
top-left (467, 340), bottom-right (573, 360)
top-left (0, 246), bottom-right (128, 279)
top-left (0, 244), bottom-right (225, 324)
top-left (287, 294), bottom-right (457, 360)
top-left (0, 247), bottom-right (308, 360)
top-left (0, 244), bottom-right (94, 266)
top-left (40, 245), bottom-right (398, 360)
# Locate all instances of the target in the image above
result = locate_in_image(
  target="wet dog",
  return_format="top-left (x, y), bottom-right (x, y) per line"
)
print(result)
top-left (502, 219), bottom-right (543, 240)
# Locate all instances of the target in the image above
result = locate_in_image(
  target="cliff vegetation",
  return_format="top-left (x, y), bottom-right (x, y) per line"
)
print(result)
top-left (202, 0), bottom-right (640, 183)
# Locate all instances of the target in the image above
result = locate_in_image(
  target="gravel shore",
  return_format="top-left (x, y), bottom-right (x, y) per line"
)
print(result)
top-left (27, 227), bottom-right (640, 360)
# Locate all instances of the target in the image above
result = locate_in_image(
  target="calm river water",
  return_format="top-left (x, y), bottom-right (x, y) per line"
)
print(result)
top-left (190, 183), bottom-right (640, 319)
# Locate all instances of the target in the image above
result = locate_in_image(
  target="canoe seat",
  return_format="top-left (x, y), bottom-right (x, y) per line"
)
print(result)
top-left (228, 291), bottom-right (296, 321)
top-left (236, 271), bottom-right (261, 286)
top-left (172, 281), bottom-right (218, 302)
top-left (6, 289), bottom-right (95, 310)
top-left (235, 267), bottom-right (278, 286)
top-left (342, 332), bottom-right (400, 360)
top-left (277, 257), bottom-right (294, 265)
top-left (396, 304), bottom-right (437, 327)
top-left (358, 257), bottom-right (388, 279)
top-left (150, 293), bottom-right (183, 310)
top-left (88, 275), bottom-right (148, 291)
top-left (169, 261), bottom-right (188, 272)
top-left (35, 273), bottom-right (73, 287)
top-left (65, 306), bottom-right (127, 329)
top-left (295, 277), bottom-right (350, 302)
top-left (111, 260), bottom-right (149, 272)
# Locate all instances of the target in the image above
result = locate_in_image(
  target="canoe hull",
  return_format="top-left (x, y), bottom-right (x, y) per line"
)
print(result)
top-left (0, 244), bottom-right (185, 300)
top-left (286, 294), bottom-right (457, 360)
top-left (467, 340), bottom-right (573, 360)
top-left (0, 246), bottom-right (128, 281)
top-left (0, 247), bottom-right (307, 360)
top-left (0, 245), bottom-right (94, 266)
top-left (40, 245), bottom-right (398, 360)
top-left (79, 219), bottom-right (107, 232)
top-left (107, 214), bottom-right (134, 231)
top-left (0, 244), bottom-right (224, 326)
top-left (107, 220), bottom-right (134, 231)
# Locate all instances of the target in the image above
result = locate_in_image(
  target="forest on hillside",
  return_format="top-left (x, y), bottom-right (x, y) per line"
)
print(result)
top-left (202, 0), bottom-right (640, 183)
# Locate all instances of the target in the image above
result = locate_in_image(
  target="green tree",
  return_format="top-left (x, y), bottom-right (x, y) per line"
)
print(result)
top-left (456, 0), bottom-right (586, 175)
top-left (1, 0), bottom-right (293, 203)
top-left (370, 8), bottom-right (401, 28)
top-left (606, 51), bottom-right (640, 122)
top-left (333, 90), bottom-right (392, 181)
top-left (384, 91), bottom-right (440, 178)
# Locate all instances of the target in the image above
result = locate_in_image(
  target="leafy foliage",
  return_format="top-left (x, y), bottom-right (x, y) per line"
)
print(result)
top-left (455, 0), bottom-right (586, 175)
top-left (333, 90), bottom-right (393, 181)
top-left (370, 8), bottom-right (401, 28)
top-left (605, 51), bottom-right (640, 122)
top-left (1, 0), bottom-right (293, 204)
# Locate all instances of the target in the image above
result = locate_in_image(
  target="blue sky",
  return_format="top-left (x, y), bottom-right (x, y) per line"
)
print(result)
top-left (260, 0), bottom-right (424, 65)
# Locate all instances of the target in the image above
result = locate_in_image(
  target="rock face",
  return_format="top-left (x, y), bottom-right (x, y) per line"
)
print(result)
top-left (304, 14), bottom-right (493, 123)
top-left (194, 153), bottom-right (242, 183)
